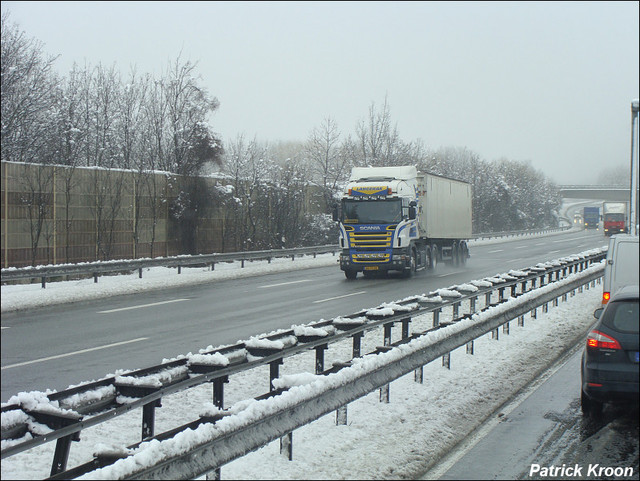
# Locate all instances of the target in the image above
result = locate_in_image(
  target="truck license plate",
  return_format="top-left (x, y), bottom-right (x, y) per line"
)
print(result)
top-left (364, 266), bottom-right (379, 271)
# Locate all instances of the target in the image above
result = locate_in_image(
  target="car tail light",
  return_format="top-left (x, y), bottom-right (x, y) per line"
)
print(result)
top-left (602, 292), bottom-right (610, 304)
top-left (587, 330), bottom-right (622, 350)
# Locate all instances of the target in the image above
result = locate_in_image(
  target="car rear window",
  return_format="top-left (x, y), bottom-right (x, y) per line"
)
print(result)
top-left (602, 300), bottom-right (639, 333)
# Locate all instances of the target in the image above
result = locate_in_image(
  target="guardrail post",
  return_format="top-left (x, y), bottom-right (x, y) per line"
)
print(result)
top-left (485, 291), bottom-right (492, 306)
top-left (503, 322), bottom-right (510, 335)
top-left (139, 268), bottom-right (143, 278)
top-left (452, 302), bottom-right (460, 320)
top-left (498, 287), bottom-right (505, 301)
top-left (94, 273), bottom-right (98, 283)
top-left (206, 469), bottom-right (221, 481)
top-left (492, 327), bottom-right (499, 340)
top-left (213, 376), bottom-right (228, 409)
top-left (177, 266), bottom-right (182, 274)
top-left (41, 277), bottom-right (47, 288)
top-left (383, 322), bottom-right (393, 346)
top-left (315, 344), bottom-right (328, 374)
top-left (414, 365), bottom-right (423, 383)
top-left (469, 296), bottom-right (477, 314)
top-left (531, 307), bottom-right (537, 319)
top-left (50, 435), bottom-right (74, 476)
top-left (142, 399), bottom-right (161, 440)
top-left (280, 432), bottom-right (293, 460)
top-left (269, 359), bottom-right (283, 392)
top-left (380, 323), bottom-right (393, 403)
top-left (442, 352), bottom-right (451, 369)
top-left (352, 332), bottom-right (363, 358)
top-left (466, 340), bottom-right (474, 355)
top-left (270, 356), bottom-right (293, 458)
top-left (401, 317), bottom-right (411, 339)
top-left (208, 376), bottom-right (228, 481)
top-left (433, 308), bottom-right (441, 327)
top-left (336, 405), bottom-right (348, 425)
top-left (510, 284), bottom-right (517, 298)
top-left (518, 314), bottom-right (525, 327)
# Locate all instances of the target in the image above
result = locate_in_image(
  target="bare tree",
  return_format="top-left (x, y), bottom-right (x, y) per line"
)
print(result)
top-left (1, 12), bottom-right (59, 164)
top-left (354, 95), bottom-right (403, 166)
top-left (306, 117), bottom-right (349, 207)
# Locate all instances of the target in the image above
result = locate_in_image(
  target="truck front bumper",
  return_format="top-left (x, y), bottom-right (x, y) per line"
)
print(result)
top-left (339, 248), bottom-right (410, 272)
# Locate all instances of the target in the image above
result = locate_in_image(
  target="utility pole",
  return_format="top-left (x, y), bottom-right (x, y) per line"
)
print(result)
top-left (630, 99), bottom-right (639, 236)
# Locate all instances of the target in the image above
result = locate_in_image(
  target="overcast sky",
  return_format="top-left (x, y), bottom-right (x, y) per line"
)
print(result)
top-left (2, 1), bottom-right (639, 184)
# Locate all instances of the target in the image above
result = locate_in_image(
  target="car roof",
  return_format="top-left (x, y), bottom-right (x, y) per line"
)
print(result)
top-left (609, 234), bottom-right (639, 243)
top-left (610, 285), bottom-right (639, 302)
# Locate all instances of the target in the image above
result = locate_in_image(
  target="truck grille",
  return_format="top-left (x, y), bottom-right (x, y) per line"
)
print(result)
top-left (347, 227), bottom-right (394, 263)
top-left (347, 231), bottom-right (393, 248)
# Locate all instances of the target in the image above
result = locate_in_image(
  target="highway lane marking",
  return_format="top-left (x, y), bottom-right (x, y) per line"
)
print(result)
top-left (1, 337), bottom-right (149, 370)
top-left (258, 279), bottom-right (312, 289)
top-left (515, 246), bottom-right (528, 249)
top-left (488, 249), bottom-right (504, 253)
top-left (98, 299), bottom-right (189, 314)
top-left (1, 326), bottom-right (10, 330)
top-left (551, 235), bottom-right (593, 243)
top-left (313, 291), bottom-right (366, 304)
top-left (438, 271), bottom-right (466, 278)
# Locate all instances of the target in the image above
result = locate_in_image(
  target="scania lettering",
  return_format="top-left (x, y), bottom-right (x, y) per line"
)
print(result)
top-left (333, 166), bottom-right (472, 279)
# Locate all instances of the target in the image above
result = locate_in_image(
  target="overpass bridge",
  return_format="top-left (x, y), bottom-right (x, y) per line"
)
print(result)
top-left (557, 185), bottom-right (635, 202)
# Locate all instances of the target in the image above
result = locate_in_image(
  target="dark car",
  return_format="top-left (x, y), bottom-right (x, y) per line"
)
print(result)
top-left (581, 285), bottom-right (639, 417)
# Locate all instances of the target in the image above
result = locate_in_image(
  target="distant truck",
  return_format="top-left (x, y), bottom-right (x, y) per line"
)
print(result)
top-left (333, 166), bottom-right (472, 279)
top-left (583, 206), bottom-right (600, 230)
top-left (603, 202), bottom-right (628, 236)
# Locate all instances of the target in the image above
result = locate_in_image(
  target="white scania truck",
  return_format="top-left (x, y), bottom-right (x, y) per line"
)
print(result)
top-left (333, 165), bottom-right (472, 279)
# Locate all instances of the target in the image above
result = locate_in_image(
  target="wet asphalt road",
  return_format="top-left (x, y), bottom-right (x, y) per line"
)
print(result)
top-left (425, 343), bottom-right (639, 480)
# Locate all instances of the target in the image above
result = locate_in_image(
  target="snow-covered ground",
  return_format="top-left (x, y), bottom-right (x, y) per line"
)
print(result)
top-left (1, 231), bottom-right (607, 480)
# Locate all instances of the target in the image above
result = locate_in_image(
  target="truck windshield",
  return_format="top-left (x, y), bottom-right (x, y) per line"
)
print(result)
top-left (604, 214), bottom-right (624, 222)
top-left (342, 199), bottom-right (402, 224)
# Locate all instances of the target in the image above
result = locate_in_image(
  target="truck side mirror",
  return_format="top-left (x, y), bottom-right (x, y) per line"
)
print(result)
top-left (409, 201), bottom-right (417, 220)
top-left (332, 204), bottom-right (339, 222)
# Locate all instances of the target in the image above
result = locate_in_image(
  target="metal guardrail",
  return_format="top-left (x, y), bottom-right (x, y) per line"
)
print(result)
top-left (0, 248), bottom-right (606, 479)
top-left (471, 226), bottom-right (571, 240)
top-left (120, 263), bottom-right (605, 481)
top-left (0, 245), bottom-right (341, 287)
top-left (1, 228), bottom-right (571, 287)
